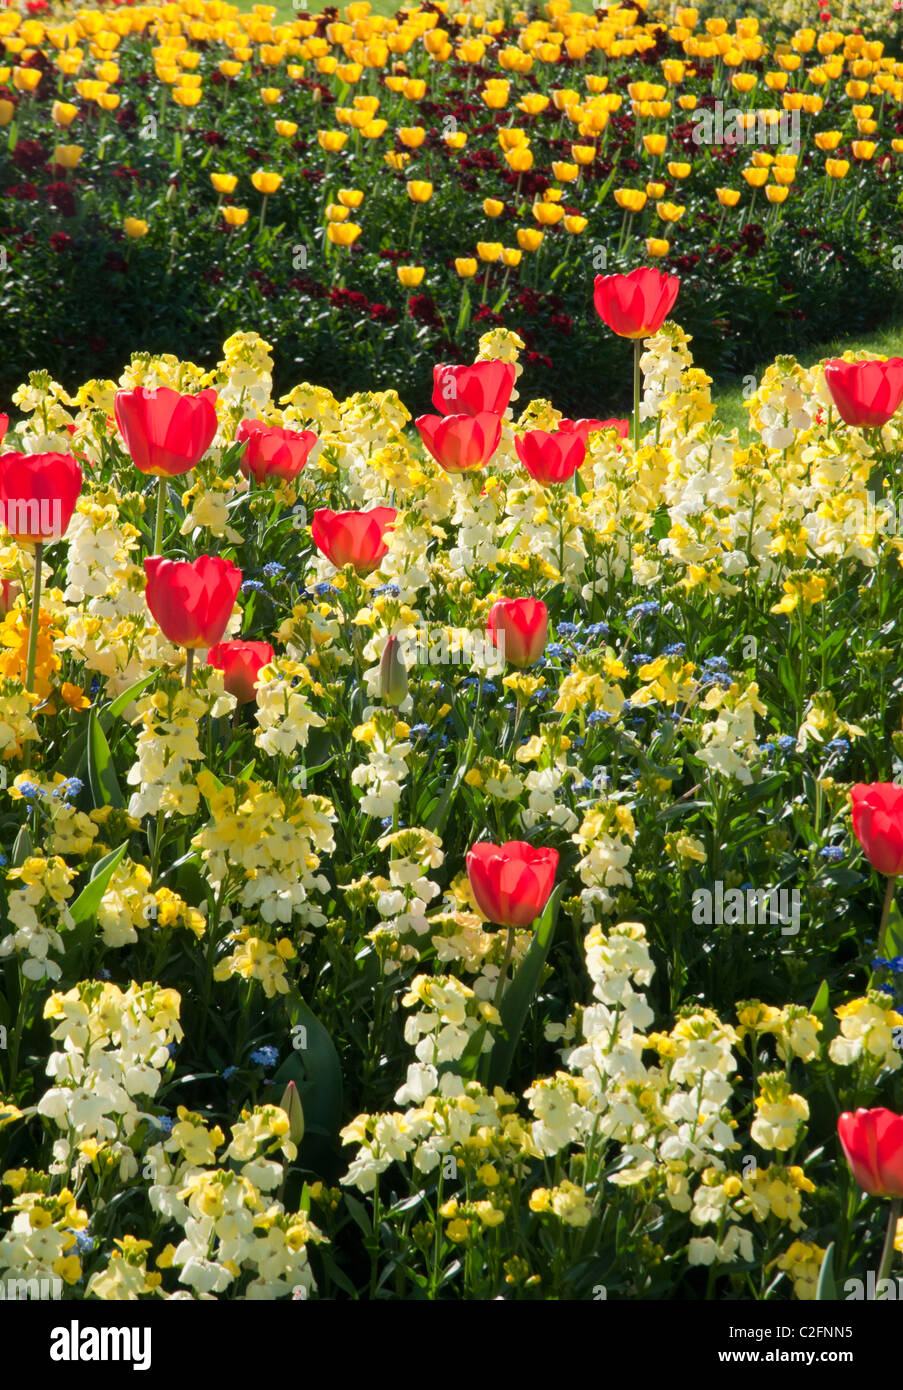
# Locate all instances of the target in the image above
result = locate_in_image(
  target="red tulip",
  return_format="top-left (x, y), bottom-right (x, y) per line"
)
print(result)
top-left (207, 639), bottom-right (275, 704)
top-left (115, 386), bottom-right (218, 476)
top-left (415, 411), bottom-right (502, 473)
top-left (466, 840), bottom-right (559, 928)
top-left (593, 267), bottom-right (680, 339)
top-left (559, 417), bottom-right (630, 440)
top-left (850, 783), bottom-right (903, 877)
top-left (0, 451), bottom-right (82, 543)
top-left (823, 358), bottom-right (903, 429)
top-left (432, 360), bottom-right (516, 417)
top-left (838, 1108), bottom-right (903, 1198)
top-left (0, 414), bottom-right (8, 446)
top-left (515, 429), bottom-right (586, 485)
top-left (486, 597), bottom-right (548, 668)
top-left (311, 506), bottom-right (396, 575)
top-left (236, 419), bottom-right (318, 483)
top-left (144, 554), bottom-right (242, 649)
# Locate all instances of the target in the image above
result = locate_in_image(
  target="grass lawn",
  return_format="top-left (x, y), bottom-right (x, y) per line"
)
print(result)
top-left (710, 321), bottom-right (903, 440)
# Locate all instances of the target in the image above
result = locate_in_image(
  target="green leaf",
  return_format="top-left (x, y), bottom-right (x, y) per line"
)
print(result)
top-left (87, 709), bottom-right (124, 809)
top-left (11, 824), bottom-right (33, 868)
top-left (487, 884), bottom-right (564, 1091)
top-left (342, 1192), bottom-right (372, 1238)
top-left (67, 841), bottom-right (129, 930)
top-left (811, 979), bottom-right (830, 1020)
top-left (816, 1242), bottom-right (837, 1301)
top-left (104, 670), bottom-right (158, 723)
top-left (272, 994), bottom-right (343, 1149)
top-left (427, 728), bottom-right (475, 835)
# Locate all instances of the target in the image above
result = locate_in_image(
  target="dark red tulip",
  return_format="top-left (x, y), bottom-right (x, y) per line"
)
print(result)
top-left (236, 419), bottom-right (318, 483)
top-left (466, 840), bottom-right (559, 928)
top-left (823, 358), bottom-right (903, 429)
top-left (207, 639), bottom-right (275, 703)
top-left (115, 386), bottom-right (218, 477)
top-left (486, 597), bottom-right (548, 668)
top-left (838, 1108), bottom-right (903, 1197)
top-left (311, 506), bottom-right (396, 575)
top-left (0, 414), bottom-right (8, 446)
top-left (850, 783), bottom-right (903, 877)
top-left (415, 411), bottom-right (502, 473)
top-left (515, 429), bottom-right (585, 485)
top-left (593, 267), bottom-right (680, 339)
top-left (431, 360), bottom-right (516, 417)
top-left (0, 451), bottom-right (82, 542)
top-left (144, 554), bottom-right (242, 649)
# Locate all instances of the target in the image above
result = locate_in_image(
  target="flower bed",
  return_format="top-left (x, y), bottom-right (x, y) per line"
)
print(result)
top-left (1, 272), bottom-right (903, 1298)
top-left (0, 0), bottom-right (902, 411)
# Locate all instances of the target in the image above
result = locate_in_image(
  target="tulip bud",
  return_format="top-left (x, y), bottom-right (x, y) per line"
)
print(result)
top-left (279, 1080), bottom-right (305, 1144)
top-left (379, 635), bottom-right (408, 706)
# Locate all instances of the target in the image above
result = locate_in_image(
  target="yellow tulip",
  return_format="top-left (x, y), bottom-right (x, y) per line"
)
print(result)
top-left (498, 127), bottom-right (528, 151)
top-left (124, 218), bottom-right (149, 239)
top-left (317, 130), bottom-right (348, 152)
top-left (552, 161), bottom-right (578, 182)
top-left (518, 94), bottom-right (549, 115)
top-left (172, 87), bottom-right (201, 107)
top-left (570, 144), bottom-right (596, 165)
top-left (765, 184), bottom-right (789, 203)
top-left (219, 60), bottom-right (242, 77)
top-left (645, 181), bottom-right (666, 199)
top-left (13, 67), bottom-right (41, 92)
top-left (667, 161), bottom-right (691, 179)
top-left (742, 167), bottom-right (768, 187)
top-left (643, 133), bottom-right (667, 156)
top-left (501, 247), bottom-right (522, 267)
top-left (274, 120), bottom-right (298, 138)
top-left (406, 180), bottom-right (433, 202)
top-left (516, 228), bottom-right (543, 251)
top-left (533, 201), bottom-right (563, 226)
top-left (715, 187), bottom-right (740, 207)
top-left (51, 101), bottom-right (78, 127)
top-left (477, 241), bottom-right (503, 261)
top-left (96, 93), bottom-right (120, 111)
top-left (443, 131), bottom-right (467, 150)
top-left (505, 146), bottom-right (534, 172)
top-left (455, 257), bottom-right (478, 277)
top-left (53, 144), bottom-right (83, 169)
top-left (252, 170), bottom-right (282, 195)
top-left (211, 173), bottom-right (238, 194)
top-left (403, 79), bottom-right (426, 99)
top-left (825, 159), bottom-right (850, 179)
top-left (563, 215), bottom-right (587, 234)
top-left (338, 188), bottom-right (364, 208)
top-left (327, 222), bottom-right (361, 246)
top-left (851, 140), bottom-right (876, 159)
top-left (361, 119), bottom-right (387, 139)
top-left (399, 126), bottom-right (426, 147)
top-left (614, 188), bottom-right (647, 212)
top-left (814, 130), bottom-right (842, 151)
top-left (384, 151), bottom-right (411, 170)
top-left (656, 201), bottom-right (685, 222)
top-left (222, 206), bottom-right (249, 227)
top-left (397, 265), bottom-right (425, 287)
top-left (483, 198), bottom-right (504, 218)
top-left (677, 94), bottom-right (697, 110)
top-left (325, 204), bottom-right (351, 222)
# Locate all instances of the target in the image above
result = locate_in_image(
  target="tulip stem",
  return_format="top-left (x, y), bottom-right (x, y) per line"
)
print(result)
top-left (876, 1197), bottom-right (901, 1296)
top-left (25, 541), bottom-right (43, 697)
top-left (184, 648), bottom-right (195, 689)
top-left (632, 339), bottom-right (642, 453)
top-left (494, 925), bottom-right (515, 1007)
top-left (153, 476), bottom-right (167, 555)
top-left (876, 875), bottom-right (898, 968)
